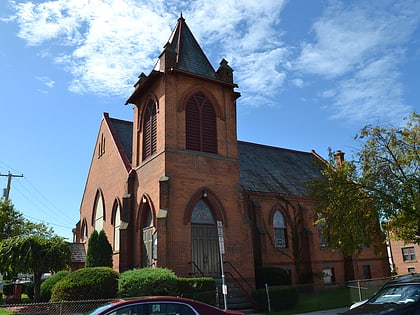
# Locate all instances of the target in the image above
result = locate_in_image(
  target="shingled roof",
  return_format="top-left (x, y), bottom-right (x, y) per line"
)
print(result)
top-left (110, 117), bottom-right (133, 164)
top-left (238, 141), bottom-right (324, 197)
top-left (163, 15), bottom-right (217, 79)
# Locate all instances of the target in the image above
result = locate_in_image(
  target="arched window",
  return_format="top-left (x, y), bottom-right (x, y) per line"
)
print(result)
top-left (141, 202), bottom-right (154, 268)
top-left (143, 99), bottom-right (157, 160)
top-left (317, 216), bottom-right (329, 247)
top-left (82, 219), bottom-right (88, 243)
top-left (273, 210), bottom-right (287, 248)
top-left (113, 202), bottom-right (121, 252)
top-left (94, 192), bottom-right (104, 232)
top-left (191, 199), bottom-right (215, 224)
top-left (185, 92), bottom-right (217, 153)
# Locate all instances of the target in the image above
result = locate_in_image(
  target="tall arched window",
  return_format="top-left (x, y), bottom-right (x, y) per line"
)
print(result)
top-left (143, 100), bottom-right (157, 160)
top-left (94, 192), bottom-right (104, 231)
top-left (113, 202), bottom-right (121, 252)
top-left (186, 92), bottom-right (217, 153)
top-left (141, 201), bottom-right (154, 268)
top-left (273, 210), bottom-right (287, 248)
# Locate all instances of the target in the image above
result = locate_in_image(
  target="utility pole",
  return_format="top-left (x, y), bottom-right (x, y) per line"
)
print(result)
top-left (1, 171), bottom-right (23, 201)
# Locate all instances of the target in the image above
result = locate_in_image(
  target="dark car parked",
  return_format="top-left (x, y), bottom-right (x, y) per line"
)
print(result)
top-left (343, 274), bottom-right (420, 314)
top-left (88, 296), bottom-right (245, 315)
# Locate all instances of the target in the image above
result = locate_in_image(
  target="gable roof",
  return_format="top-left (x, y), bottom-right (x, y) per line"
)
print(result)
top-left (237, 141), bottom-right (324, 197)
top-left (103, 113), bottom-right (133, 169)
top-left (164, 15), bottom-right (217, 79)
top-left (109, 117), bottom-right (133, 164)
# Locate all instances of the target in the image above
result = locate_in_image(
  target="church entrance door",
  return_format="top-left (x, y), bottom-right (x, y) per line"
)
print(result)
top-left (191, 199), bottom-right (220, 277)
top-left (192, 224), bottom-right (220, 277)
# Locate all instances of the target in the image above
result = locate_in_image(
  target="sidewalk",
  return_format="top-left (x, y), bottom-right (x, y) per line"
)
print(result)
top-left (294, 307), bottom-right (349, 314)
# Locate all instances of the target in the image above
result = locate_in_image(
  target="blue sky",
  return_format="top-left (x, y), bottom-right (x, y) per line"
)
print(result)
top-left (1, 0), bottom-right (419, 241)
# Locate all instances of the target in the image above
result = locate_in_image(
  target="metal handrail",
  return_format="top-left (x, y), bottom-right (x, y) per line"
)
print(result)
top-left (223, 261), bottom-right (257, 307)
top-left (188, 261), bottom-right (205, 277)
top-left (223, 261), bottom-right (254, 293)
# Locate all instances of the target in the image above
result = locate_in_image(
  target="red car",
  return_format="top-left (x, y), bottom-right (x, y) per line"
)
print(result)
top-left (88, 296), bottom-right (246, 315)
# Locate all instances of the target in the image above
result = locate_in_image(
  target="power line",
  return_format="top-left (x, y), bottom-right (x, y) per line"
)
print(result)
top-left (0, 161), bottom-right (78, 236)
top-left (0, 171), bottom-right (23, 200)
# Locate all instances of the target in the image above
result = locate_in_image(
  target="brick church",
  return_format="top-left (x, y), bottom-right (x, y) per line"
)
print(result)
top-left (75, 16), bottom-right (390, 288)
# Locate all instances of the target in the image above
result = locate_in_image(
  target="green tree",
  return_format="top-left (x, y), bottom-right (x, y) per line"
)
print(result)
top-left (85, 230), bottom-right (113, 268)
top-left (0, 235), bottom-right (70, 302)
top-left (309, 112), bottom-right (419, 254)
top-left (85, 230), bottom-right (99, 267)
top-left (97, 230), bottom-right (113, 267)
top-left (0, 199), bottom-right (26, 239)
top-left (0, 199), bottom-right (53, 240)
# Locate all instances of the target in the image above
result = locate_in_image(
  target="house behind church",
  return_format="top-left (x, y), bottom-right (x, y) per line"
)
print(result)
top-left (74, 16), bottom-right (390, 288)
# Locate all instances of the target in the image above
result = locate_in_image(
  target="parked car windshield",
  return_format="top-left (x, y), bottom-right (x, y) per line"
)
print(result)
top-left (369, 284), bottom-right (420, 305)
top-left (88, 303), bottom-right (115, 315)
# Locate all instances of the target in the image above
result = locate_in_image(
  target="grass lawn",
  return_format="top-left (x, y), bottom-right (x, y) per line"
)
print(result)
top-left (0, 308), bottom-right (14, 315)
top-left (0, 294), bottom-right (32, 315)
top-left (270, 287), bottom-right (352, 315)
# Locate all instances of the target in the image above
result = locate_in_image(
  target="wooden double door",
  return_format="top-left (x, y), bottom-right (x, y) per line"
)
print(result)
top-left (191, 224), bottom-right (220, 277)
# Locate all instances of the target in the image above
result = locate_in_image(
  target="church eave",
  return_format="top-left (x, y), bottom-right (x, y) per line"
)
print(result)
top-left (125, 70), bottom-right (163, 105)
top-left (171, 67), bottom-right (238, 89)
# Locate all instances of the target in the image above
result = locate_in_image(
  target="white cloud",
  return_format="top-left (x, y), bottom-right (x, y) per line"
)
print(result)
top-left (292, 0), bottom-right (420, 122)
top-left (35, 76), bottom-right (55, 88)
top-left (4, 0), bottom-right (419, 124)
top-left (324, 53), bottom-right (411, 122)
top-left (5, 0), bottom-right (288, 103)
top-left (291, 78), bottom-right (304, 88)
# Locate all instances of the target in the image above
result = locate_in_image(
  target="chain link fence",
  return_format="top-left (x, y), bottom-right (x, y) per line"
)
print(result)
top-left (1, 299), bottom-right (112, 315)
top-left (0, 278), bottom-right (392, 314)
top-left (347, 276), bottom-right (390, 303)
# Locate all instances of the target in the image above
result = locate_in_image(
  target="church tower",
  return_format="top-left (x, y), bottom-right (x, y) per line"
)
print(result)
top-left (125, 16), bottom-right (255, 285)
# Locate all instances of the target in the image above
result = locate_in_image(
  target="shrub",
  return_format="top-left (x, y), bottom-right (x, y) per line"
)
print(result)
top-left (119, 268), bottom-right (177, 298)
top-left (253, 286), bottom-right (298, 311)
top-left (40, 271), bottom-right (70, 302)
top-left (51, 267), bottom-right (118, 301)
top-left (255, 267), bottom-right (291, 288)
top-left (176, 278), bottom-right (216, 305)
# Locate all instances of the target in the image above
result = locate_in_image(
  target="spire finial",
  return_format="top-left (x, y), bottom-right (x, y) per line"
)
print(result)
top-left (179, 12), bottom-right (185, 21)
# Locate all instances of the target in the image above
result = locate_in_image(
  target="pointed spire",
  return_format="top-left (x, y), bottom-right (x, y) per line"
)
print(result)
top-left (157, 15), bottom-right (217, 79)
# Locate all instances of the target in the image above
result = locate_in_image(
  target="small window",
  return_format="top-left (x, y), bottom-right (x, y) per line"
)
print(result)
top-left (273, 210), bottom-right (287, 248)
top-left (98, 133), bottom-right (105, 158)
top-left (402, 247), bottom-right (416, 262)
top-left (82, 221), bottom-right (88, 243)
top-left (323, 268), bottom-right (335, 284)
